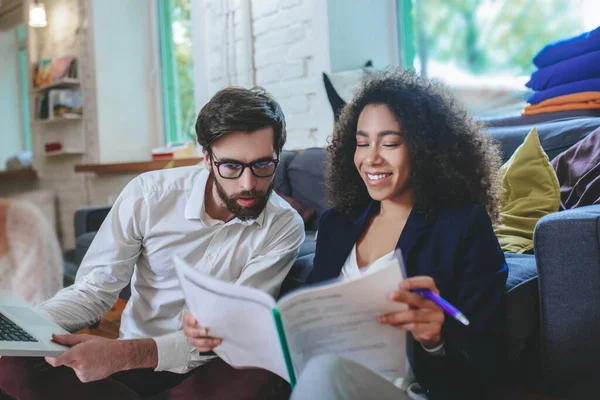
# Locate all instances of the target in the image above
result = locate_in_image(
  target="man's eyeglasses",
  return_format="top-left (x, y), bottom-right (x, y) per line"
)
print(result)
top-left (211, 153), bottom-right (279, 179)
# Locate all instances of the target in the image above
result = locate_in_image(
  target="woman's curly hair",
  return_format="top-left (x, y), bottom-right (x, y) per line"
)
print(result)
top-left (327, 68), bottom-right (502, 222)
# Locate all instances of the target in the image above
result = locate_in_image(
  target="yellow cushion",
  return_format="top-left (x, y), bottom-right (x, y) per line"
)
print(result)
top-left (494, 127), bottom-right (560, 253)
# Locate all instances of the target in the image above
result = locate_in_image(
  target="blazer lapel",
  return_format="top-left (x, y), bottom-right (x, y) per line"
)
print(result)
top-left (319, 202), bottom-right (376, 281)
top-left (397, 207), bottom-right (429, 277)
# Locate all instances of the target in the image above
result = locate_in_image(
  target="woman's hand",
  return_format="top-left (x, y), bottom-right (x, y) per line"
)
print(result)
top-left (183, 313), bottom-right (222, 352)
top-left (379, 276), bottom-right (445, 349)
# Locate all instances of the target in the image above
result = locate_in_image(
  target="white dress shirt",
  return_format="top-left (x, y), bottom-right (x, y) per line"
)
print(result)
top-left (38, 166), bottom-right (305, 373)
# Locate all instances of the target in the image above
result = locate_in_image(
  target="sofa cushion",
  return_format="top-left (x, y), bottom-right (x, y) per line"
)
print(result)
top-left (75, 231), bottom-right (97, 265)
top-left (274, 190), bottom-right (315, 224)
top-left (484, 117), bottom-right (600, 162)
top-left (274, 150), bottom-right (298, 196)
top-left (298, 231), bottom-right (316, 258)
top-left (279, 254), bottom-right (314, 298)
top-left (494, 127), bottom-right (561, 254)
top-left (287, 148), bottom-right (328, 231)
top-left (504, 253), bottom-right (539, 362)
top-left (551, 127), bottom-right (600, 210)
top-left (482, 110), bottom-right (600, 128)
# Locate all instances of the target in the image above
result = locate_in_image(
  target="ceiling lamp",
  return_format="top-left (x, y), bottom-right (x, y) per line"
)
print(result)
top-left (29, 1), bottom-right (47, 28)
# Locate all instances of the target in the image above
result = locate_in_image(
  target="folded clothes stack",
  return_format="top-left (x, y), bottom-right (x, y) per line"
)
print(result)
top-left (523, 26), bottom-right (600, 116)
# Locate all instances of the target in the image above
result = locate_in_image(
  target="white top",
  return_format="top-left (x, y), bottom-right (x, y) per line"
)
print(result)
top-left (38, 167), bottom-right (305, 373)
top-left (340, 245), bottom-right (395, 280)
top-left (340, 244), bottom-right (443, 398)
top-left (0, 202), bottom-right (63, 306)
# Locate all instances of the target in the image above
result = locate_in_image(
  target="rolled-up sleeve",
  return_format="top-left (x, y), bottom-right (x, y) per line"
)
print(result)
top-left (153, 331), bottom-right (216, 373)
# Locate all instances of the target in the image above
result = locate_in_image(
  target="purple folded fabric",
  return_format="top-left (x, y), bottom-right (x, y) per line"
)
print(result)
top-left (533, 26), bottom-right (600, 68)
top-left (527, 78), bottom-right (600, 105)
top-left (527, 50), bottom-right (600, 91)
top-left (551, 127), bottom-right (600, 210)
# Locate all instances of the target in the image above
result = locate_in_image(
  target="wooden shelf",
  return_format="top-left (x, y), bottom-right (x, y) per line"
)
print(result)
top-left (45, 149), bottom-right (85, 157)
top-left (33, 115), bottom-right (83, 124)
top-left (31, 78), bottom-right (80, 93)
top-left (0, 168), bottom-right (37, 182)
top-left (75, 157), bottom-right (204, 174)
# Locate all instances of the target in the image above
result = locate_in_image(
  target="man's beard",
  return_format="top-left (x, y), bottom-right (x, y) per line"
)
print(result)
top-left (211, 170), bottom-right (274, 221)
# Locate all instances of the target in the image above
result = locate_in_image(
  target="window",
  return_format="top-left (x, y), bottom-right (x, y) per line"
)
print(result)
top-left (0, 23), bottom-right (29, 170)
top-left (157, 0), bottom-right (196, 144)
top-left (399, 0), bottom-right (600, 116)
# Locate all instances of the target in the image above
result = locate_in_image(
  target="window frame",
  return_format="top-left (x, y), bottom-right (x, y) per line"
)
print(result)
top-left (17, 24), bottom-right (31, 152)
top-left (396, 0), bottom-right (415, 70)
top-left (157, 0), bottom-right (182, 144)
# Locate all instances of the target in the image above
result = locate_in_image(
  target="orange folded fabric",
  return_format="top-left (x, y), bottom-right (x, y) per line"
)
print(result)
top-left (522, 91), bottom-right (600, 115)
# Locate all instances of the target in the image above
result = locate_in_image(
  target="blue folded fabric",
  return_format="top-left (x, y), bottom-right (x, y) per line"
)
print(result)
top-left (527, 50), bottom-right (600, 91)
top-left (533, 26), bottom-right (600, 68)
top-left (527, 78), bottom-right (600, 105)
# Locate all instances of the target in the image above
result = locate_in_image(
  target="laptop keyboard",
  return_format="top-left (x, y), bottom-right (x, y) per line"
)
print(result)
top-left (0, 312), bottom-right (38, 342)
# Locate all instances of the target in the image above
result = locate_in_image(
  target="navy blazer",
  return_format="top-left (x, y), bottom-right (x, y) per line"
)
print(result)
top-left (306, 202), bottom-right (508, 399)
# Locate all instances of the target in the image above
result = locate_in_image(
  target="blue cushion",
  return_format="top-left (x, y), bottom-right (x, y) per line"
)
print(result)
top-left (527, 78), bottom-right (600, 105)
top-left (533, 26), bottom-right (600, 68)
top-left (527, 50), bottom-right (600, 91)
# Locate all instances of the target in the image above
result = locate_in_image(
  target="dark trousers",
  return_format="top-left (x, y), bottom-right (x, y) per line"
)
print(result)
top-left (0, 356), bottom-right (290, 400)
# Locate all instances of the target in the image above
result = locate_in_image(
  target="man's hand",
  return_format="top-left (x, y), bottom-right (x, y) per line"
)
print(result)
top-left (45, 334), bottom-right (127, 382)
top-left (378, 276), bottom-right (445, 349)
top-left (45, 334), bottom-right (157, 383)
top-left (183, 313), bottom-right (222, 352)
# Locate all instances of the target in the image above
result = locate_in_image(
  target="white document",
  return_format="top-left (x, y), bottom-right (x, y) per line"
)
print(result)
top-left (174, 258), bottom-right (288, 380)
top-left (174, 255), bottom-right (407, 383)
top-left (278, 263), bottom-right (408, 380)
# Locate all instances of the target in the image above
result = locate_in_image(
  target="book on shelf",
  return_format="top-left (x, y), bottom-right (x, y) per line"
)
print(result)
top-left (174, 255), bottom-right (408, 386)
top-left (34, 89), bottom-right (83, 121)
top-left (32, 56), bottom-right (78, 89)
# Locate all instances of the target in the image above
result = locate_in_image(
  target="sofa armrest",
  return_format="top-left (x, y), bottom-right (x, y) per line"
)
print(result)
top-left (533, 205), bottom-right (600, 391)
top-left (74, 206), bottom-right (111, 238)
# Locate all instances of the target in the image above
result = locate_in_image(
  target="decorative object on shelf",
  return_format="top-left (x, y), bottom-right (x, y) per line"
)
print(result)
top-left (43, 142), bottom-right (84, 157)
top-left (151, 141), bottom-right (195, 160)
top-left (32, 56), bottom-right (78, 89)
top-left (34, 88), bottom-right (82, 122)
top-left (44, 142), bottom-right (62, 153)
top-left (29, 1), bottom-right (47, 28)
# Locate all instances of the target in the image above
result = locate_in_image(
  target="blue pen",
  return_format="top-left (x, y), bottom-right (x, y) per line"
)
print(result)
top-left (412, 289), bottom-right (470, 326)
top-left (393, 249), bottom-right (470, 326)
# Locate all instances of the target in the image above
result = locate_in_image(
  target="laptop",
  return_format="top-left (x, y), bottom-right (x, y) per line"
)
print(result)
top-left (0, 290), bottom-right (70, 356)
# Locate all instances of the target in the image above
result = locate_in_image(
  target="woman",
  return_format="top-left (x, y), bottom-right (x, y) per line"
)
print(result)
top-left (291, 69), bottom-right (508, 400)
top-left (184, 69), bottom-right (508, 399)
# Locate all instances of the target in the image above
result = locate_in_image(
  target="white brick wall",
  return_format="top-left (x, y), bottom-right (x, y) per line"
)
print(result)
top-left (202, 0), bottom-right (333, 149)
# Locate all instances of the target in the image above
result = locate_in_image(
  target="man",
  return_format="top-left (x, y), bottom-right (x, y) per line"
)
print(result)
top-left (0, 87), bottom-right (305, 399)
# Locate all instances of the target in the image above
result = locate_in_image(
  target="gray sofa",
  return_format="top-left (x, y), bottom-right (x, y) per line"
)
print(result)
top-left (73, 116), bottom-right (600, 397)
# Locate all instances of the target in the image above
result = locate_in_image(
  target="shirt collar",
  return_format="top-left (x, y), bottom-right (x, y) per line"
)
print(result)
top-left (184, 168), bottom-right (265, 228)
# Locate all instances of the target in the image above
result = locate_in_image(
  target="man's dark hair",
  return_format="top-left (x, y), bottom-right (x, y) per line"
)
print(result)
top-left (195, 87), bottom-right (287, 154)
top-left (328, 68), bottom-right (502, 222)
